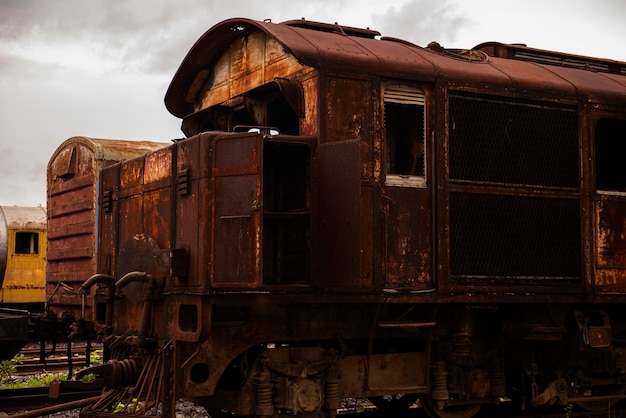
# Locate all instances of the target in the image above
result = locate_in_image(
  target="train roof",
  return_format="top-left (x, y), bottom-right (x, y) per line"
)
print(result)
top-left (0, 206), bottom-right (46, 230)
top-left (48, 136), bottom-right (170, 170)
top-left (165, 17), bottom-right (626, 119)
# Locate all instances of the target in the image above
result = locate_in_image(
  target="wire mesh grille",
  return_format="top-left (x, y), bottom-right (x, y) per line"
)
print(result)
top-left (449, 92), bottom-right (578, 189)
top-left (449, 192), bottom-right (581, 282)
top-left (447, 91), bottom-right (581, 284)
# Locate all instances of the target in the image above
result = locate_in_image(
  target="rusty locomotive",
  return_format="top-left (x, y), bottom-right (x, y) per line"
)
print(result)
top-left (52, 18), bottom-right (626, 418)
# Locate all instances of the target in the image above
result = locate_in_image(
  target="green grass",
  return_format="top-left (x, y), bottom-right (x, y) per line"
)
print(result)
top-left (0, 350), bottom-right (103, 389)
top-left (0, 354), bottom-right (24, 384)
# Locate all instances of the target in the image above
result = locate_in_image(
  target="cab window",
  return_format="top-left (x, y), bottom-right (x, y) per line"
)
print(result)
top-left (384, 84), bottom-right (426, 187)
top-left (15, 232), bottom-right (39, 254)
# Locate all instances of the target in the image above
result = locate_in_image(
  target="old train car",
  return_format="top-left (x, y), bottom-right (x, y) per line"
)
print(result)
top-left (75, 18), bottom-right (626, 418)
top-left (47, 137), bottom-right (169, 321)
top-left (0, 205), bottom-right (47, 311)
top-left (0, 205), bottom-right (46, 359)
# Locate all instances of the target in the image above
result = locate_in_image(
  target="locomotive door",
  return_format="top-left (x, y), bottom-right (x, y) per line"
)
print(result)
top-left (380, 84), bottom-right (433, 290)
top-left (210, 133), bottom-right (263, 287)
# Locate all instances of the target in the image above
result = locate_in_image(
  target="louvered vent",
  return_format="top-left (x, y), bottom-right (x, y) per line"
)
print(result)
top-left (384, 85), bottom-right (425, 105)
top-left (513, 52), bottom-right (610, 72)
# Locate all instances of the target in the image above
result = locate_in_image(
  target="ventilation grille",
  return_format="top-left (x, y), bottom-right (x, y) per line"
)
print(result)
top-left (449, 91), bottom-right (578, 189)
top-left (514, 51), bottom-right (612, 73)
top-left (476, 42), bottom-right (626, 75)
top-left (384, 85), bottom-right (425, 105)
top-left (449, 192), bottom-right (581, 283)
top-left (447, 91), bottom-right (582, 285)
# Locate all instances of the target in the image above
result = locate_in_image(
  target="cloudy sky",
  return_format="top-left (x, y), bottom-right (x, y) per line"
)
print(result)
top-left (1, 0), bottom-right (625, 207)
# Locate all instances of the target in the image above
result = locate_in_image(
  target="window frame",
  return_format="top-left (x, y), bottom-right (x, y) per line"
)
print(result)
top-left (14, 231), bottom-right (40, 255)
top-left (594, 116), bottom-right (626, 195)
top-left (382, 83), bottom-right (427, 188)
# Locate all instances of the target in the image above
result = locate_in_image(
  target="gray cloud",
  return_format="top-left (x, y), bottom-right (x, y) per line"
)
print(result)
top-left (1, 0), bottom-right (624, 207)
top-left (372, 0), bottom-right (470, 46)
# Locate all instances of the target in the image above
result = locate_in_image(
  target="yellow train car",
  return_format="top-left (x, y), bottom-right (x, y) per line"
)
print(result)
top-left (0, 205), bottom-right (47, 311)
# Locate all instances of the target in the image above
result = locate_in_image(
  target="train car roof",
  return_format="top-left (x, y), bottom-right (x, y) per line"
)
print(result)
top-left (48, 136), bottom-right (170, 170)
top-left (0, 206), bottom-right (46, 230)
top-left (165, 17), bottom-right (626, 119)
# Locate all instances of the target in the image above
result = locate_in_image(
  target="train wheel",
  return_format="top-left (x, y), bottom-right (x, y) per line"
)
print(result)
top-left (574, 384), bottom-right (626, 412)
top-left (369, 394), bottom-right (418, 412)
top-left (420, 396), bottom-right (482, 418)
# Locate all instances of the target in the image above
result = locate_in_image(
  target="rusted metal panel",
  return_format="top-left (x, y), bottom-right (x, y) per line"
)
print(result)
top-left (314, 140), bottom-right (361, 288)
top-left (595, 199), bottom-right (626, 270)
top-left (323, 77), bottom-right (374, 144)
top-left (143, 185), bottom-right (172, 251)
top-left (195, 30), bottom-right (307, 113)
top-left (360, 185), bottom-right (374, 288)
top-left (165, 294), bottom-right (203, 342)
top-left (47, 232), bottom-right (93, 261)
top-left (98, 164), bottom-right (120, 277)
top-left (301, 76), bottom-right (320, 136)
top-left (119, 156), bottom-right (145, 191)
top-left (48, 181), bottom-right (94, 219)
top-left (381, 186), bottom-right (433, 290)
top-left (118, 195), bottom-right (144, 248)
top-left (143, 148), bottom-right (174, 252)
top-left (338, 352), bottom-right (428, 395)
top-left (117, 157), bottom-right (150, 251)
top-left (144, 147), bottom-right (173, 183)
top-left (175, 133), bottom-right (212, 289)
top-left (211, 133), bottom-right (263, 287)
top-left (595, 269), bottom-right (626, 289)
top-left (47, 211), bottom-right (93, 250)
top-left (594, 198), bottom-right (626, 290)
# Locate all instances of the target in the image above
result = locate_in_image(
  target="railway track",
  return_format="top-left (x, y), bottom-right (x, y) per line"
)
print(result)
top-left (1, 394), bottom-right (624, 418)
top-left (12, 343), bottom-right (101, 375)
top-left (0, 385), bottom-right (102, 413)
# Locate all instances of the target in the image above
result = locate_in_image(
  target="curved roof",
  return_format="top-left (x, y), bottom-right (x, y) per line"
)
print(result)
top-left (48, 136), bottom-right (169, 170)
top-left (0, 205), bottom-right (46, 230)
top-left (165, 18), bottom-right (626, 119)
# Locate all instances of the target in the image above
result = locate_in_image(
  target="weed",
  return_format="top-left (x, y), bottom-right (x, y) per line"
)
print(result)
top-left (564, 403), bottom-right (573, 418)
top-left (0, 354), bottom-right (24, 384)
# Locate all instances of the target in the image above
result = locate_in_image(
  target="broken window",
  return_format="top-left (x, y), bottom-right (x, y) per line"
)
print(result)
top-left (182, 80), bottom-right (302, 137)
top-left (595, 118), bottom-right (626, 192)
top-left (384, 84), bottom-right (426, 187)
top-left (15, 232), bottom-right (39, 254)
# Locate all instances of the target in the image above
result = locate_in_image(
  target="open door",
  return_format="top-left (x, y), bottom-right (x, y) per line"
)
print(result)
top-left (211, 133), bottom-right (263, 287)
